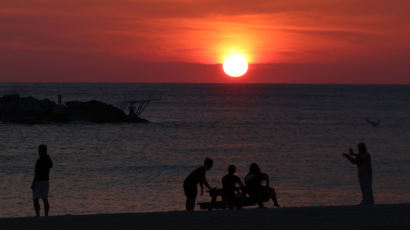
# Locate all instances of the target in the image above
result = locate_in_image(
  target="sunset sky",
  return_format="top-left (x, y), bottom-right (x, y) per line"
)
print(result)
top-left (1, 0), bottom-right (409, 83)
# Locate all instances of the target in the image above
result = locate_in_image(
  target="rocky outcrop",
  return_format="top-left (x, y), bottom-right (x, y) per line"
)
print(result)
top-left (0, 94), bottom-right (148, 124)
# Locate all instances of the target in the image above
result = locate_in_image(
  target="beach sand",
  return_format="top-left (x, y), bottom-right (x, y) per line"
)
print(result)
top-left (1, 204), bottom-right (409, 230)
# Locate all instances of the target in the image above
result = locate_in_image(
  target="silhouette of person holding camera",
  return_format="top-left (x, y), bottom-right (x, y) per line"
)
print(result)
top-left (343, 142), bottom-right (374, 205)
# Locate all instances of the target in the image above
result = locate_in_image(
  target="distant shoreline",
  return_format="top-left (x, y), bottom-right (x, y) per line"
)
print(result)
top-left (1, 204), bottom-right (410, 230)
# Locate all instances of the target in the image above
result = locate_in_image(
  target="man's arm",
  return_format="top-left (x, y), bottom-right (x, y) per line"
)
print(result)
top-left (31, 160), bottom-right (39, 190)
top-left (238, 179), bottom-right (245, 189)
top-left (31, 170), bottom-right (38, 190)
top-left (342, 153), bottom-right (357, 164)
top-left (263, 174), bottom-right (270, 187)
top-left (199, 180), bottom-right (204, 195)
top-left (237, 178), bottom-right (246, 194)
top-left (200, 177), bottom-right (212, 195)
top-left (348, 148), bottom-right (360, 157)
top-left (203, 177), bottom-right (212, 190)
top-left (49, 156), bottom-right (53, 168)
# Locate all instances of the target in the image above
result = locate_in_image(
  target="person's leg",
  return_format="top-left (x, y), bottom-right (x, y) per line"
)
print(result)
top-left (233, 193), bottom-right (244, 209)
top-left (186, 196), bottom-right (196, 211)
top-left (249, 191), bottom-right (265, 208)
top-left (358, 176), bottom-right (367, 205)
top-left (256, 201), bottom-right (265, 208)
top-left (268, 187), bottom-right (280, 207)
top-left (209, 189), bottom-right (217, 209)
top-left (43, 181), bottom-right (50, 216)
top-left (255, 192), bottom-right (265, 208)
top-left (184, 183), bottom-right (197, 211)
top-left (367, 176), bottom-right (374, 204)
top-left (43, 199), bottom-right (49, 216)
top-left (360, 176), bottom-right (374, 205)
top-left (33, 199), bottom-right (40, 216)
top-left (223, 195), bottom-right (234, 209)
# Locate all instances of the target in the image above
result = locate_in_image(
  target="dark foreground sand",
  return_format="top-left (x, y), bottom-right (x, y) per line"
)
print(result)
top-left (1, 204), bottom-right (410, 230)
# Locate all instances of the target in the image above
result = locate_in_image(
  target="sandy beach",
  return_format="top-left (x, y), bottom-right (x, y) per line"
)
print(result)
top-left (1, 204), bottom-right (410, 230)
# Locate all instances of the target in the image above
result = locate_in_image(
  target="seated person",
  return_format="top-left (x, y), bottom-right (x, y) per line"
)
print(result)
top-left (222, 165), bottom-right (245, 209)
top-left (244, 163), bottom-right (280, 208)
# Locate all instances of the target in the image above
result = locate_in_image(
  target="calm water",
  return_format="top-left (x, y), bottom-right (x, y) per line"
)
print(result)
top-left (0, 83), bottom-right (410, 217)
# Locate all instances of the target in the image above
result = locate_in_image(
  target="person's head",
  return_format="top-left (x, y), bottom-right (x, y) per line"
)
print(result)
top-left (204, 158), bottom-right (213, 170)
top-left (38, 144), bottom-right (47, 157)
top-left (358, 142), bottom-right (367, 154)
top-left (249, 163), bottom-right (260, 174)
top-left (228, 165), bottom-right (236, 175)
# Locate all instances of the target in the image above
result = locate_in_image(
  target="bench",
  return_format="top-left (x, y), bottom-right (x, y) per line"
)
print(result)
top-left (197, 188), bottom-right (269, 210)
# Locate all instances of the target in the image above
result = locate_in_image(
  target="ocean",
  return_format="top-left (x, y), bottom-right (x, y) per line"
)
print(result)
top-left (0, 83), bottom-right (409, 217)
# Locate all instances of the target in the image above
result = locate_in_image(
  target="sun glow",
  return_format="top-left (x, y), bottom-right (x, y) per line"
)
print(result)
top-left (223, 55), bottom-right (248, 77)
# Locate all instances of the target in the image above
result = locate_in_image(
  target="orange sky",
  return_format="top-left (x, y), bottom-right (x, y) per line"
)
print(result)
top-left (1, 0), bottom-right (410, 83)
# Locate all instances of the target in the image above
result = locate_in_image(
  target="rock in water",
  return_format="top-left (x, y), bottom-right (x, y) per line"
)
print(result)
top-left (0, 94), bottom-right (149, 124)
top-left (65, 100), bottom-right (128, 123)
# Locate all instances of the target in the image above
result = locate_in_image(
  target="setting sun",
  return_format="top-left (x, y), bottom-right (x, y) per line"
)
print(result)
top-left (223, 55), bottom-right (248, 77)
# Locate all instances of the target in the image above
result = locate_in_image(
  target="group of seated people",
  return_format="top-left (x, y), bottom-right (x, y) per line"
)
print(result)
top-left (221, 163), bottom-right (280, 209)
top-left (183, 158), bottom-right (280, 210)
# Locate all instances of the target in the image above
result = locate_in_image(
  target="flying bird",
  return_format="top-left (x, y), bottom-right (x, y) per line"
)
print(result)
top-left (365, 118), bottom-right (380, 127)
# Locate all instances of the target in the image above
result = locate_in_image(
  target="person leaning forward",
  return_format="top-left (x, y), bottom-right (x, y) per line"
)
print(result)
top-left (183, 158), bottom-right (214, 211)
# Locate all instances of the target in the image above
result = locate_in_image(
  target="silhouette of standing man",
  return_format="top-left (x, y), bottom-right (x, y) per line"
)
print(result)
top-left (183, 158), bottom-right (213, 211)
top-left (31, 144), bottom-right (53, 216)
top-left (342, 142), bottom-right (374, 205)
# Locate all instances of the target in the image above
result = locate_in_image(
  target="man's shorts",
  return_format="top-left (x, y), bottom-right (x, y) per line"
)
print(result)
top-left (183, 181), bottom-right (197, 198)
top-left (32, 180), bottom-right (49, 199)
